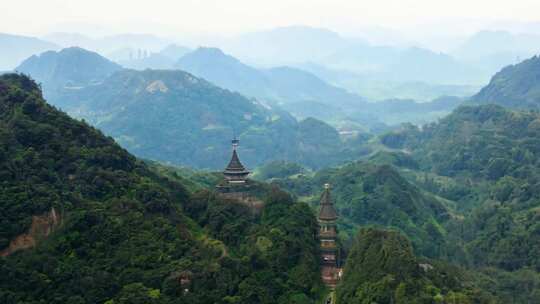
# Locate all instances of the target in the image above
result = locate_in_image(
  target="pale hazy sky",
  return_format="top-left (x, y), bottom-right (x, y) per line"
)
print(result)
top-left (2, 0), bottom-right (540, 38)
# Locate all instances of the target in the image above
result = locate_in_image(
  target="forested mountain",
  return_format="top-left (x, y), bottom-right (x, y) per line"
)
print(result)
top-left (471, 55), bottom-right (540, 109)
top-left (46, 69), bottom-right (365, 169)
top-left (380, 105), bottom-right (540, 182)
top-left (13, 47), bottom-right (370, 169)
top-left (336, 228), bottom-right (496, 303)
top-left (0, 33), bottom-right (58, 71)
top-left (0, 73), bottom-right (324, 303)
top-left (258, 103), bottom-right (540, 302)
top-left (373, 104), bottom-right (540, 301)
top-left (15, 47), bottom-right (122, 100)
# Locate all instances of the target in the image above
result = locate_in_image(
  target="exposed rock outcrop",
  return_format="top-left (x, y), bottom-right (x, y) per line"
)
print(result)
top-left (1, 207), bottom-right (61, 257)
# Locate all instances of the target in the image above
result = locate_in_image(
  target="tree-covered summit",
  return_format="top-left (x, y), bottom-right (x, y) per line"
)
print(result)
top-left (471, 55), bottom-right (540, 109)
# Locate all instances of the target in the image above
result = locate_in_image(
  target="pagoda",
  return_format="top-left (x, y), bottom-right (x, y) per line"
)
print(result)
top-left (222, 138), bottom-right (250, 184)
top-left (318, 184), bottom-right (341, 289)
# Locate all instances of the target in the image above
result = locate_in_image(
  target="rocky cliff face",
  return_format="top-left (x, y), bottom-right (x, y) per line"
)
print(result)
top-left (0, 207), bottom-right (61, 256)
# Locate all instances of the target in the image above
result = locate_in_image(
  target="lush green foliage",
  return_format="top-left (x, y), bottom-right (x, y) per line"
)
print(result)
top-left (266, 161), bottom-right (450, 258)
top-left (0, 74), bottom-right (323, 303)
top-left (472, 55), bottom-right (540, 109)
top-left (372, 104), bottom-right (540, 301)
top-left (336, 228), bottom-right (495, 304)
top-left (252, 161), bottom-right (308, 181)
top-left (379, 105), bottom-right (540, 269)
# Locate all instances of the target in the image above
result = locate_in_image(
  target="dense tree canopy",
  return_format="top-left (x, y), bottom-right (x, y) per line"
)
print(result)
top-left (0, 74), bottom-right (324, 304)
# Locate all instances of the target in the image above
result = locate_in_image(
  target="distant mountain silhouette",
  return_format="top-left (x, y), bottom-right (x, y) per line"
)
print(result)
top-left (16, 47), bottom-right (122, 101)
top-left (223, 25), bottom-right (351, 65)
top-left (176, 47), bottom-right (365, 115)
top-left (0, 33), bottom-right (58, 70)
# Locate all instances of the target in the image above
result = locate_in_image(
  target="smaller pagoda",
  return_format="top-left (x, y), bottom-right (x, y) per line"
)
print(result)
top-left (222, 138), bottom-right (250, 184)
top-left (216, 138), bottom-right (264, 212)
top-left (318, 184), bottom-right (341, 289)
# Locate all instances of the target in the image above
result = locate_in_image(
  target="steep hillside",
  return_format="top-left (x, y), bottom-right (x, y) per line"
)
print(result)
top-left (16, 47), bottom-right (122, 101)
top-left (336, 228), bottom-right (497, 303)
top-left (0, 33), bottom-right (58, 70)
top-left (378, 105), bottom-right (540, 291)
top-left (380, 105), bottom-right (540, 180)
top-left (49, 69), bottom-right (364, 169)
top-left (0, 74), bottom-right (323, 303)
top-left (471, 55), bottom-right (540, 109)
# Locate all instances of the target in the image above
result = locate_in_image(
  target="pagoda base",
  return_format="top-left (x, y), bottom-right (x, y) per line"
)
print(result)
top-left (215, 182), bottom-right (264, 214)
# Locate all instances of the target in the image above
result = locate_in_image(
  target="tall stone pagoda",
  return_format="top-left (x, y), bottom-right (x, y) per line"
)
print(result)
top-left (318, 183), bottom-right (341, 288)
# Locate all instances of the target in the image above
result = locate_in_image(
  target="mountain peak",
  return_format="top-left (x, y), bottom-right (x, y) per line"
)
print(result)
top-left (471, 55), bottom-right (540, 109)
top-left (181, 47), bottom-right (235, 63)
top-left (15, 47), bottom-right (122, 92)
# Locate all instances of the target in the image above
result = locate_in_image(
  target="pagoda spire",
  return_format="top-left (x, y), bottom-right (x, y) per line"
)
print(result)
top-left (319, 183), bottom-right (338, 221)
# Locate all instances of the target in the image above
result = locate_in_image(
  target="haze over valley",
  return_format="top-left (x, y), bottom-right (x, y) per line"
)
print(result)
top-left (1, 1), bottom-right (540, 303)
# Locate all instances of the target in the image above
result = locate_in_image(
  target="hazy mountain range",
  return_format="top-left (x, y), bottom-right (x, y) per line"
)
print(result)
top-left (3, 26), bottom-right (539, 92)
top-left (176, 47), bottom-right (364, 108)
top-left (15, 48), bottom-right (369, 169)
top-left (15, 47), bottom-right (122, 101)
top-left (0, 33), bottom-right (58, 70)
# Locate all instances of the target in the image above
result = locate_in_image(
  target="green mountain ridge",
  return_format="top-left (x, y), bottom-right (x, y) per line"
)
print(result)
top-left (471, 55), bottom-right (540, 109)
top-left (63, 68), bottom-right (366, 169)
top-left (336, 228), bottom-right (496, 303)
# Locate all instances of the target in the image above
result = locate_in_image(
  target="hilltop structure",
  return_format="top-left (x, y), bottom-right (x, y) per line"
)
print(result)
top-left (216, 138), bottom-right (263, 212)
top-left (222, 138), bottom-right (250, 185)
top-left (318, 184), bottom-right (342, 289)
